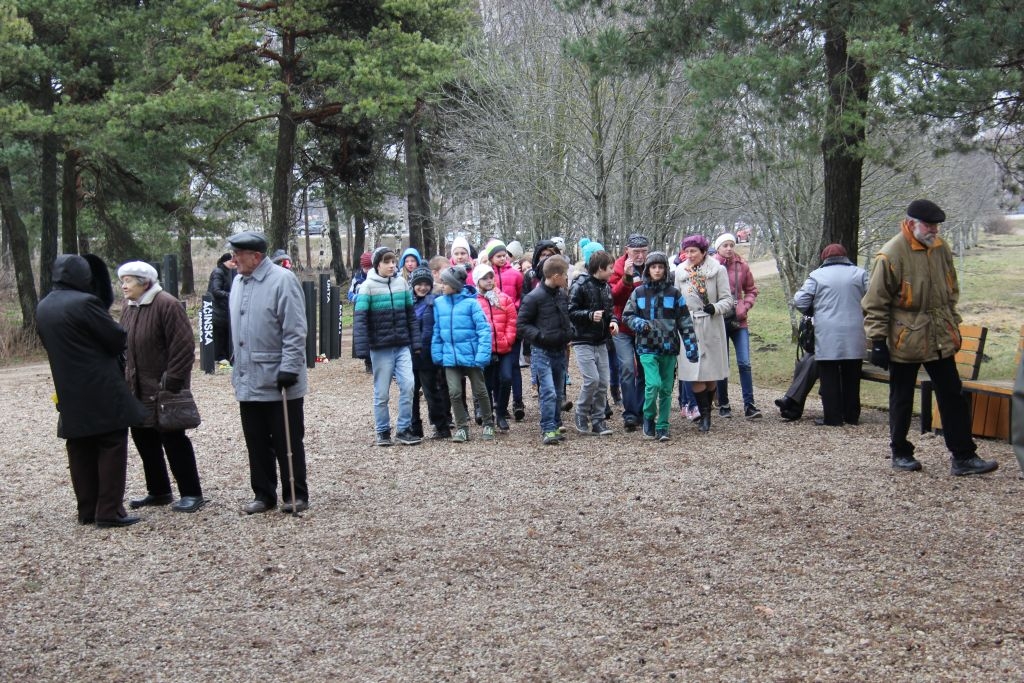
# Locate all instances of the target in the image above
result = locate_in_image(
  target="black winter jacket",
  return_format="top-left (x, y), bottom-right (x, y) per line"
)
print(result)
top-left (36, 255), bottom-right (148, 439)
top-left (517, 280), bottom-right (573, 351)
top-left (568, 273), bottom-right (614, 345)
top-left (207, 263), bottom-right (234, 324)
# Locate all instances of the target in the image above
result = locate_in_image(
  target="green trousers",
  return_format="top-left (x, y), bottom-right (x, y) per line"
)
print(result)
top-left (639, 353), bottom-right (677, 430)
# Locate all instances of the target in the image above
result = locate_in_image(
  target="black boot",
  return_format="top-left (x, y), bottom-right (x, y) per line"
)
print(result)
top-left (695, 390), bottom-right (712, 433)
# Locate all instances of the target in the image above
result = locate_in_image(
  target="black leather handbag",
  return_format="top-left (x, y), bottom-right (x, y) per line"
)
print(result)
top-left (155, 388), bottom-right (202, 432)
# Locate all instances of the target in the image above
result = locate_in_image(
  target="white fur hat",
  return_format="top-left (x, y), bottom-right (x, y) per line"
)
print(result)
top-left (117, 261), bottom-right (159, 283)
top-left (472, 262), bottom-right (494, 284)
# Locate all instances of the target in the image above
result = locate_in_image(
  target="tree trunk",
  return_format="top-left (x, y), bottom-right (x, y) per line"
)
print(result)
top-left (270, 32), bottom-right (297, 253)
top-left (61, 148), bottom-right (80, 254)
top-left (0, 162), bottom-right (39, 329)
top-left (353, 212), bottom-right (367, 260)
top-left (40, 131), bottom-right (60, 297)
top-left (326, 200), bottom-right (346, 284)
top-left (820, 18), bottom-right (869, 258)
top-left (404, 115), bottom-right (432, 255)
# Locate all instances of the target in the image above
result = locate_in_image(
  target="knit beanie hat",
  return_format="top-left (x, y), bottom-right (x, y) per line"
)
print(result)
top-left (482, 239), bottom-right (507, 263)
top-left (372, 246), bottom-right (395, 271)
top-left (581, 240), bottom-right (605, 265)
top-left (441, 266), bottom-right (467, 291)
top-left (472, 263), bottom-right (494, 284)
top-left (451, 235), bottom-right (471, 257)
top-left (644, 251), bottom-right (669, 268)
top-left (410, 266), bottom-right (434, 287)
top-left (506, 240), bottom-right (524, 260)
top-left (359, 252), bottom-right (373, 269)
top-left (713, 233), bottom-right (738, 251)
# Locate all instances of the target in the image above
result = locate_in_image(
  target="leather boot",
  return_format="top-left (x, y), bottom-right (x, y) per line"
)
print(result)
top-left (695, 390), bottom-right (712, 433)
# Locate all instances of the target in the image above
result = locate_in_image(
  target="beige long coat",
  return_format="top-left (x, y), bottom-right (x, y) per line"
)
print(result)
top-left (676, 256), bottom-right (735, 382)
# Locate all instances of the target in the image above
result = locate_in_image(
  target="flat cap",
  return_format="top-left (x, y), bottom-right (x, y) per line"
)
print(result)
top-left (907, 199), bottom-right (946, 224)
top-left (227, 231), bottom-right (268, 253)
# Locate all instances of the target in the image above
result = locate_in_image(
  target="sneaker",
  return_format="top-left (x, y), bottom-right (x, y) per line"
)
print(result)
top-left (719, 403), bottom-right (732, 418)
top-left (891, 454), bottom-right (922, 471)
top-left (744, 404), bottom-right (763, 419)
top-left (591, 419), bottom-right (613, 436)
top-left (542, 431), bottom-right (561, 445)
top-left (642, 417), bottom-right (656, 440)
top-left (451, 427), bottom-right (469, 443)
top-left (574, 413), bottom-right (590, 434)
top-left (396, 429), bottom-right (422, 445)
top-left (430, 428), bottom-right (452, 440)
top-left (624, 416), bottom-right (638, 432)
top-left (482, 425), bottom-right (495, 441)
top-left (496, 414), bottom-right (510, 432)
top-left (513, 402), bottom-right (526, 421)
top-left (376, 431), bottom-right (393, 447)
top-left (951, 456), bottom-right (998, 476)
top-left (688, 406), bottom-right (702, 422)
top-left (656, 428), bottom-right (670, 442)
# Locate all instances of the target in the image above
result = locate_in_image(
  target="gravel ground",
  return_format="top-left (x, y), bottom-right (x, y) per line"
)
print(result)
top-left (1, 356), bottom-right (1022, 681)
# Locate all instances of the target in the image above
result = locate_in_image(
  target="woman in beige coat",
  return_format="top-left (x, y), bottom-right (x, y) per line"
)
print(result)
top-left (675, 234), bottom-right (735, 432)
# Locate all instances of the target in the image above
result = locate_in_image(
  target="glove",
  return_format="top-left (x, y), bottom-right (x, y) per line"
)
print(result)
top-left (163, 377), bottom-right (184, 393)
top-left (870, 340), bottom-right (890, 370)
top-left (276, 371), bottom-right (299, 390)
top-left (702, 303), bottom-right (716, 316)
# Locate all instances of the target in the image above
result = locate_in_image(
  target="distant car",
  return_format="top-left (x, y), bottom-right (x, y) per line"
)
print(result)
top-left (736, 227), bottom-right (752, 243)
top-left (295, 221), bottom-right (325, 237)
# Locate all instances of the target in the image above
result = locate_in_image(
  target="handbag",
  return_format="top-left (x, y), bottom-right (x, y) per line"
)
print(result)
top-left (797, 314), bottom-right (815, 355)
top-left (723, 313), bottom-right (742, 334)
top-left (155, 385), bottom-right (202, 432)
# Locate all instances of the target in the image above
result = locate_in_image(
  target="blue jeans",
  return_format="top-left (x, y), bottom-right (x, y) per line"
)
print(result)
top-left (678, 380), bottom-right (697, 410)
top-left (716, 326), bottom-right (754, 408)
top-left (532, 347), bottom-right (566, 433)
top-left (370, 346), bottom-right (415, 434)
top-left (612, 333), bottom-right (644, 423)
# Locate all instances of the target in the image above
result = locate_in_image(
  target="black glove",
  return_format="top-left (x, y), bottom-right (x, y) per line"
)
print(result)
top-left (276, 371), bottom-right (299, 390)
top-left (702, 303), bottom-right (716, 316)
top-left (870, 340), bottom-right (890, 370)
top-left (163, 377), bottom-right (184, 393)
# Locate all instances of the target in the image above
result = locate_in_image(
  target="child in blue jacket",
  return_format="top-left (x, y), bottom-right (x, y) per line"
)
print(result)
top-left (432, 266), bottom-right (494, 442)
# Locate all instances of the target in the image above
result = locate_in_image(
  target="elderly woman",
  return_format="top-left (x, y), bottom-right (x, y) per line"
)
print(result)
top-left (118, 261), bottom-right (205, 512)
top-left (675, 234), bottom-right (735, 432)
top-left (793, 244), bottom-right (869, 426)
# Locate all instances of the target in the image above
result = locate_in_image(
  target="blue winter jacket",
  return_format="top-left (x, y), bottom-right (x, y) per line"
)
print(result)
top-left (431, 286), bottom-right (492, 368)
top-left (412, 292), bottom-right (438, 370)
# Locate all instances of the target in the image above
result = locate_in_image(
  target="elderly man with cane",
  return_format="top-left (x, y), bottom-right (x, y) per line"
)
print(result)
top-left (228, 231), bottom-right (310, 514)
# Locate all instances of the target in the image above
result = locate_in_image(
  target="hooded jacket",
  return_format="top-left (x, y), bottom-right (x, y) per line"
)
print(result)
top-left (522, 240), bottom-right (559, 295)
top-left (36, 254), bottom-right (148, 439)
top-left (432, 286), bottom-right (492, 368)
top-left (568, 272), bottom-right (614, 346)
top-left (207, 259), bottom-right (235, 325)
top-left (354, 267), bottom-right (420, 357)
top-left (399, 247), bottom-right (423, 280)
top-left (477, 288), bottom-right (517, 354)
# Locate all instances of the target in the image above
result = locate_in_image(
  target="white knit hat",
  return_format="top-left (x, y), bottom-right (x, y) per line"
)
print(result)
top-left (713, 233), bottom-right (738, 250)
top-left (472, 263), bottom-right (494, 284)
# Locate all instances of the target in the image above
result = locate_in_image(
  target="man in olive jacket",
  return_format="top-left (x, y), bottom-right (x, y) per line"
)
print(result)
top-left (36, 254), bottom-right (148, 527)
top-left (228, 231), bottom-right (310, 514)
top-left (862, 199), bottom-right (997, 476)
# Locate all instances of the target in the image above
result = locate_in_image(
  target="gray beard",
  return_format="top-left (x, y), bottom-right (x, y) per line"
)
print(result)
top-left (914, 229), bottom-right (937, 246)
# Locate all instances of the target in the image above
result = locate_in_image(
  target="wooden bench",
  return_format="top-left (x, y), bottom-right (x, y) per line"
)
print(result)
top-left (862, 324), bottom-right (987, 433)
top-left (930, 324), bottom-right (1024, 441)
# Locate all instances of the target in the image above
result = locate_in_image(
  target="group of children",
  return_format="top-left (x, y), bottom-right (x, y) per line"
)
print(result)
top-left (353, 237), bottom-right (702, 446)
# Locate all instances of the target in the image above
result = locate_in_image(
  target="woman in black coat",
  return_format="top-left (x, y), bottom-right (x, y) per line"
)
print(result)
top-left (35, 254), bottom-right (148, 527)
top-left (207, 253), bottom-right (236, 363)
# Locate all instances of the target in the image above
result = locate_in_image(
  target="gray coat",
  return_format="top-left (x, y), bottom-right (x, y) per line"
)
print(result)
top-left (675, 256), bottom-right (735, 382)
top-left (229, 256), bottom-right (308, 401)
top-left (793, 257), bottom-right (869, 361)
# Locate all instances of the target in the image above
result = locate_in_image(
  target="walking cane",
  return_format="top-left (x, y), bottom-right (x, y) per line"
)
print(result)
top-left (281, 387), bottom-right (301, 518)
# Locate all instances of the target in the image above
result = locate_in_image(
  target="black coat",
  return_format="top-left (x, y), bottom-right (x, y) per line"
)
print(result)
top-left (207, 263), bottom-right (234, 325)
top-left (568, 272), bottom-right (614, 345)
top-left (36, 255), bottom-right (147, 439)
top-left (517, 280), bottom-right (573, 351)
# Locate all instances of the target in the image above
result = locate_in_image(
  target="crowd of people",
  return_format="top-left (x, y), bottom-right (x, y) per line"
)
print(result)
top-left (34, 199), bottom-right (1008, 528)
